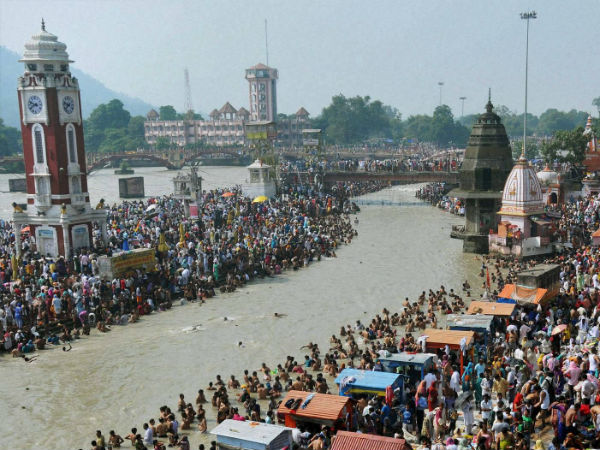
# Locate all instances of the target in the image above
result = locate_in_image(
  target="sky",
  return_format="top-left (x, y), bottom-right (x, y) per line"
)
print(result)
top-left (1, 0), bottom-right (599, 119)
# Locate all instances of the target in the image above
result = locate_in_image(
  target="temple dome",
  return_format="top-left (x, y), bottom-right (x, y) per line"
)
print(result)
top-left (499, 156), bottom-right (544, 216)
top-left (20, 21), bottom-right (72, 63)
top-left (536, 165), bottom-right (559, 186)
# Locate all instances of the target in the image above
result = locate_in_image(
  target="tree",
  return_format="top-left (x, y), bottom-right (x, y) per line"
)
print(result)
top-left (593, 97), bottom-right (600, 116)
top-left (0, 118), bottom-right (21, 157)
top-left (127, 115), bottom-right (147, 149)
top-left (159, 105), bottom-right (177, 120)
top-left (543, 127), bottom-right (588, 165)
top-left (404, 115), bottom-right (433, 142)
top-left (511, 139), bottom-right (539, 161)
top-left (540, 140), bottom-right (558, 165)
top-left (316, 95), bottom-right (395, 144)
top-left (537, 108), bottom-right (587, 136)
top-left (87, 99), bottom-right (131, 131)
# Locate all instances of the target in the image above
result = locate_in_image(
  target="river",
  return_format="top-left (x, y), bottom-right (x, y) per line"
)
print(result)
top-left (0, 167), bottom-right (482, 449)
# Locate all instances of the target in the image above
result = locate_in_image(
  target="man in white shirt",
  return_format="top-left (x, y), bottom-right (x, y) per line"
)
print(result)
top-left (450, 367), bottom-right (461, 393)
top-left (143, 423), bottom-right (153, 446)
top-left (480, 394), bottom-right (493, 422)
top-left (424, 369), bottom-right (438, 390)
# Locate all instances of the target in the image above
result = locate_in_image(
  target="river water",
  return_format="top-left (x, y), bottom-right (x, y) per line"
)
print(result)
top-left (0, 167), bottom-right (482, 449)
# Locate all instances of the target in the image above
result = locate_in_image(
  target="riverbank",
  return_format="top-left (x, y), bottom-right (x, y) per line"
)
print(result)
top-left (416, 182), bottom-right (464, 216)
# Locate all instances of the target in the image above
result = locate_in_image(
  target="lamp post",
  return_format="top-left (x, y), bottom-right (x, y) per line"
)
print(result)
top-left (459, 96), bottom-right (467, 118)
top-left (438, 82), bottom-right (444, 106)
top-left (520, 10), bottom-right (537, 158)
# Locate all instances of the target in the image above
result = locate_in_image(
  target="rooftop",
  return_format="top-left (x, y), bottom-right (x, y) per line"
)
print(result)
top-left (277, 390), bottom-right (351, 421)
top-left (331, 431), bottom-right (412, 450)
top-left (211, 420), bottom-right (290, 445)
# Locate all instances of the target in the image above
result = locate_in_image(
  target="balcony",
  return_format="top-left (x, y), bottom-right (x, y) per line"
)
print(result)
top-left (35, 194), bottom-right (52, 209)
top-left (71, 194), bottom-right (86, 205)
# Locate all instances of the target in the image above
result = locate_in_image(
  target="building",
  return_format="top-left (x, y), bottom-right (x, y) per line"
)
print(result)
top-left (536, 165), bottom-right (561, 205)
top-left (245, 63), bottom-right (278, 121)
top-left (144, 63), bottom-right (309, 148)
top-left (449, 97), bottom-right (514, 253)
top-left (13, 21), bottom-right (106, 257)
top-left (488, 152), bottom-right (555, 257)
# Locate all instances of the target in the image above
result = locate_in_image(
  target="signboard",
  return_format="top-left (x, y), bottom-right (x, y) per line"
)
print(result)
top-left (246, 131), bottom-right (267, 140)
top-left (189, 203), bottom-right (199, 219)
top-left (98, 248), bottom-right (156, 279)
top-left (303, 138), bottom-right (320, 146)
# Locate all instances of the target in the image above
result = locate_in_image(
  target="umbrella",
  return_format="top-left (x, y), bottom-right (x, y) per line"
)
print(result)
top-left (20, 226), bottom-right (30, 234)
top-left (455, 391), bottom-right (473, 409)
top-left (551, 324), bottom-right (567, 336)
top-left (252, 195), bottom-right (268, 203)
top-left (222, 192), bottom-right (235, 197)
top-left (145, 204), bottom-right (157, 212)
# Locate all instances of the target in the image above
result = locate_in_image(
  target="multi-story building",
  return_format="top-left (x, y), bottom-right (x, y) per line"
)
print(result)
top-left (245, 63), bottom-right (278, 122)
top-left (144, 63), bottom-right (309, 148)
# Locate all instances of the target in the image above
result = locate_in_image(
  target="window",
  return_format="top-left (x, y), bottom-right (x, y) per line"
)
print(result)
top-left (32, 124), bottom-right (45, 164)
top-left (66, 124), bottom-right (77, 163)
top-left (60, 64), bottom-right (68, 72)
top-left (43, 64), bottom-right (54, 72)
top-left (70, 176), bottom-right (81, 193)
top-left (27, 64), bottom-right (37, 71)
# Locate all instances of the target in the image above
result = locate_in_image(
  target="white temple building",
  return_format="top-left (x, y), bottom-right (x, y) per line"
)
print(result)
top-left (536, 165), bottom-right (561, 205)
top-left (489, 154), bottom-right (555, 257)
top-left (241, 160), bottom-right (276, 199)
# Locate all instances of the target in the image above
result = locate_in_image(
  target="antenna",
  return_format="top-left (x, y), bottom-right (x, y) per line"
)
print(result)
top-left (184, 68), bottom-right (194, 120)
top-left (265, 19), bottom-right (269, 66)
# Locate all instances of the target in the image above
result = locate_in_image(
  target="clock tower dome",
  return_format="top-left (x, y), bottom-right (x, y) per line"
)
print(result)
top-left (14, 21), bottom-right (106, 258)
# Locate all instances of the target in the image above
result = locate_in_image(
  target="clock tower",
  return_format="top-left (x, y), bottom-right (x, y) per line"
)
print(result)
top-left (14, 21), bottom-right (106, 258)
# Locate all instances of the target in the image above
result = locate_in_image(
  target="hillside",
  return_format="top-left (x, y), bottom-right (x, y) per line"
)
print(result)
top-left (0, 46), bottom-right (154, 127)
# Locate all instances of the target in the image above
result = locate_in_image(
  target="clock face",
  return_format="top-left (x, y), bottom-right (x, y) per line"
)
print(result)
top-left (28, 95), bottom-right (43, 114)
top-left (62, 96), bottom-right (75, 114)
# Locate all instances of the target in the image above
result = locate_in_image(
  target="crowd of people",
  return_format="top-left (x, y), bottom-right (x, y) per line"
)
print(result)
top-left (416, 183), bottom-right (464, 216)
top-left (1, 182), bottom-right (386, 360)
top-left (78, 188), bottom-right (600, 450)
top-left (9, 169), bottom-right (600, 450)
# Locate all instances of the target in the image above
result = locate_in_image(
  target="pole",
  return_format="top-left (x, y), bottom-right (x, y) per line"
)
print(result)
top-left (265, 19), bottom-right (269, 67)
top-left (460, 97), bottom-right (466, 118)
top-left (524, 17), bottom-right (528, 157)
top-left (521, 11), bottom-right (537, 158)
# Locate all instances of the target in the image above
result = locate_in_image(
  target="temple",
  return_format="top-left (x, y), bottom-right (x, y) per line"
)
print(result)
top-left (450, 96), bottom-right (514, 253)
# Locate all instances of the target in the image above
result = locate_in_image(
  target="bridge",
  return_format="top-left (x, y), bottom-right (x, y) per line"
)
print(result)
top-left (86, 148), bottom-right (251, 173)
top-left (322, 170), bottom-right (459, 185)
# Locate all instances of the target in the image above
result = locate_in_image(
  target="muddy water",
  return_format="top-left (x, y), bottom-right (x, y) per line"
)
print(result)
top-left (0, 181), bottom-right (483, 449)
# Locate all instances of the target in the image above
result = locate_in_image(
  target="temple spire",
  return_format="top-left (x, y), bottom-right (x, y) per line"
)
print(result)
top-left (485, 88), bottom-right (494, 113)
top-left (41, 18), bottom-right (45, 31)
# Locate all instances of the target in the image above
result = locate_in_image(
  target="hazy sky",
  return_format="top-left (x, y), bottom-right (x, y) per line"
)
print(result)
top-left (1, 0), bottom-right (599, 118)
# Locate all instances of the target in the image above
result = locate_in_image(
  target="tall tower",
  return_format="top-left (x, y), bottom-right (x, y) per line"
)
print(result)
top-left (449, 97), bottom-right (514, 253)
top-left (14, 21), bottom-right (106, 258)
top-left (245, 63), bottom-right (278, 122)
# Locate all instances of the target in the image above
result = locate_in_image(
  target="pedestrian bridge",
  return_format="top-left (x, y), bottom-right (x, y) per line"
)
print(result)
top-left (352, 199), bottom-right (431, 207)
top-left (323, 171), bottom-right (459, 185)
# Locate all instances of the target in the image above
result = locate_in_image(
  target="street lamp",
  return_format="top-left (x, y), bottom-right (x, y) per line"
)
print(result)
top-left (438, 82), bottom-right (444, 106)
top-left (459, 96), bottom-right (467, 118)
top-left (520, 10), bottom-right (537, 158)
